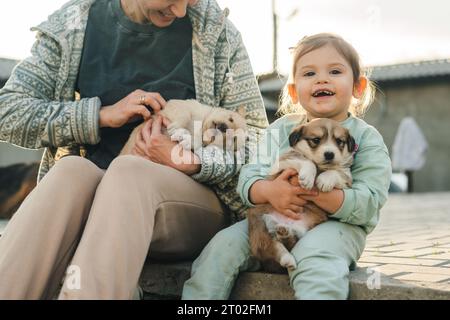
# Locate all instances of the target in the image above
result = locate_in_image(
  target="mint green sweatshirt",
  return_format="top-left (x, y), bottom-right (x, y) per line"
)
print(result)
top-left (237, 114), bottom-right (392, 234)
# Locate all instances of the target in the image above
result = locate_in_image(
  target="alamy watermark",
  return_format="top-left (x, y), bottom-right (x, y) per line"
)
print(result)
top-left (168, 122), bottom-right (281, 168)
top-left (65, 264), bottom-right (81, 290)
top-left (366, 267), bottom-right (381, 290)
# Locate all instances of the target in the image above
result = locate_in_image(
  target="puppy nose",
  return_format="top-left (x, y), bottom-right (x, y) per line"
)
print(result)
top-left (217, 123), bottom-right (228, 133)
top-left (324, 152), bottom-right (334, 161)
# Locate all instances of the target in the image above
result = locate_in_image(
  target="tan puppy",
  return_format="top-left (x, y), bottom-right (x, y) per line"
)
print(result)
top-left (248, 118), bottom-right (356, 273)
top-left (120, 99), bottom-right (247, 155)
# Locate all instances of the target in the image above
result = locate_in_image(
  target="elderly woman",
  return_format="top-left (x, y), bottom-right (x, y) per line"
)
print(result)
top-left (0, 0), bottom-right (267, 299)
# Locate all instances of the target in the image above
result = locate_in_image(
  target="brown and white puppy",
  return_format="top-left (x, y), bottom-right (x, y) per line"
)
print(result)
top-left (248, 118), bottom-right (356, 273)
top-left (120, 99), bottom-right (247, 155)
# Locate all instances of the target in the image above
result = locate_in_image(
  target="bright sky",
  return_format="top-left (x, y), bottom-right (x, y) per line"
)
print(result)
top-left (1, 0), bottom-right (450, 74)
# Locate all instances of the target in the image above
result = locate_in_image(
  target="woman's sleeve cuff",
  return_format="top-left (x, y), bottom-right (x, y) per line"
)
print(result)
top-left (71, 97), bottom-right (101, 145)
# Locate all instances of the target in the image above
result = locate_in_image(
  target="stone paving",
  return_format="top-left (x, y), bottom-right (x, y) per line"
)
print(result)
top-left (357, 192), bottom-right (450, 292)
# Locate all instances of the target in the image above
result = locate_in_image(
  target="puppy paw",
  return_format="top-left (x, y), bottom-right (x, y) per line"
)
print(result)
top-left (179, 137), bottom-right (192, 150)
top-left (167, 124), bottom-right (181, 137)
top-left (280, 253), bottom-right (297, 271)
top-left (170, 129), bottom-right (193, 150)
top-left (316, 171), bottom-right (340, 192)
top-left (169, 128), bottom-right (189, 141)
top-left (298, 170), bottom-right (315, 190)
top-left (292, 223), bottom-right (308, 239)
top-left (276, 225), bottom-right (290, 239)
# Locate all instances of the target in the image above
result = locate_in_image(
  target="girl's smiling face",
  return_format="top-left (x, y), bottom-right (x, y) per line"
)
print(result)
top-left (289, 44), bottom-right (362, 121)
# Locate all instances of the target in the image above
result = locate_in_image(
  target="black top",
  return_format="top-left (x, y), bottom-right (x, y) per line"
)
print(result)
top-left (76, 0), bottom-right (195, 169)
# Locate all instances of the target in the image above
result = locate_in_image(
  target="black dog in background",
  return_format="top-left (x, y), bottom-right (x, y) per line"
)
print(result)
top-left (0, 162), bottom-right (39, 219)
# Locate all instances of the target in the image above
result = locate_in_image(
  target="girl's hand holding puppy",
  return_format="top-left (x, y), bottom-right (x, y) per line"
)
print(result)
top-left (249, 168), bottom-right (318, 220)
top-left (286, 170), bottom-right (344, 216)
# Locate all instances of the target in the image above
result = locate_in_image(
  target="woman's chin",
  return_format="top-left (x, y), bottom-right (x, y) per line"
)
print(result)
top-left (149, 13), bottom-right (176, 28)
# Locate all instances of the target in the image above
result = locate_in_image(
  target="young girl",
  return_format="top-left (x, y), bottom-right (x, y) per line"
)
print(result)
top-left (182, 33), bottom-right (392, 300)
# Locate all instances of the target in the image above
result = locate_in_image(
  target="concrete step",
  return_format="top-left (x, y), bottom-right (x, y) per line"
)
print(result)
top-left (2, 219), bottom-right (449, 299)
top-left (139, 261), bottom-right (450, 300)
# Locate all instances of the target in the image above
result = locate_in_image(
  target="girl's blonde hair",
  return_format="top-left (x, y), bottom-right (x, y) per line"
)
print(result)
top-left (279, 33), bottom-right (375, 117)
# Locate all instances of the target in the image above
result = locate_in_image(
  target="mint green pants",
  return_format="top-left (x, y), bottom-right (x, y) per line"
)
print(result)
top-left (182, 218), bottom-right (366, 300)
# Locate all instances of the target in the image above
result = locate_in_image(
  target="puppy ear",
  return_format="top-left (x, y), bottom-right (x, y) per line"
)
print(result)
top-left (289, 126), bottom-right (304, 147)
top-left (347, 134), bottom-right (356, 153)
top-left (236, 105), bottom-right (246, 118)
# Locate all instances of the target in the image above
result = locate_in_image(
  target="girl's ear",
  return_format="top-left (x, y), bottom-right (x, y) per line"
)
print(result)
top-left (288, 84), bottom-right (299, 104)
top-left (353, 76), bottom-right (367, 99)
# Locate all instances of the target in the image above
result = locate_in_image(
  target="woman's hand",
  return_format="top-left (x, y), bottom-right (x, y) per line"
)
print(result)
top-left (131, 116), bottom-right (201, 175)
top-left (249, 168), bottom-right (318, 220)
top-left (99, 90), bottom-right (166, 128)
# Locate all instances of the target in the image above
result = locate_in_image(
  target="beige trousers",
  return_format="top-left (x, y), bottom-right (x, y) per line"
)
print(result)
top-left (0, 155), bottom-right (228, 299)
